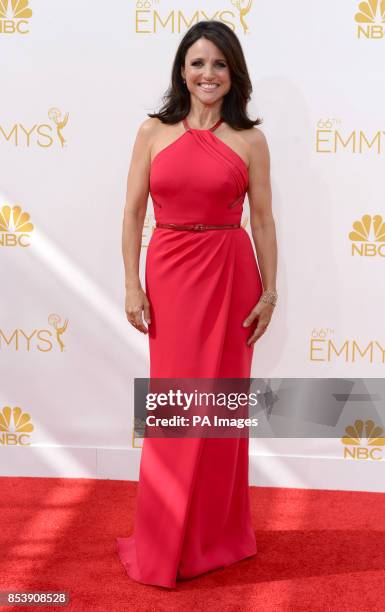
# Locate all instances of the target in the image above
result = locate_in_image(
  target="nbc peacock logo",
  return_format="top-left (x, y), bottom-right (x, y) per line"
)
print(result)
top-left (0, 204), bottom-right (34, 247)
top-left (0, 406), bottom-right (34, 446)
top-left (348, 214), bottom-right (385, 257)
top-left (355, 0), bottom-right (385, 38)
top-left (135, 0), bottom-right (253, 35)
top-left (341, 418), bottom-right (385, 460)
top-left (0, 0), bottom-right (33, 35)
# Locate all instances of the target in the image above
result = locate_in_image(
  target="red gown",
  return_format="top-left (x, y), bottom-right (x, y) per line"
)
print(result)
top-left (117, 117), bottom-right (263, 588)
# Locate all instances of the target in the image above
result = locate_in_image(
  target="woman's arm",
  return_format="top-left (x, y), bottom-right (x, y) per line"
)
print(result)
top-left (248, 128), bottom-right (277, 292)
top-left (243, 128), bottom-right (278, 345)
top-left (122, 119), bottom-right (155, 333)
top-left (122, 119), bottom-right (153, 289)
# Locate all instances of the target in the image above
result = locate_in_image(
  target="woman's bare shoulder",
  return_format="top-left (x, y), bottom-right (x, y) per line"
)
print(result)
top-left (131, 118), bottom-right (163, 162)
top-left (241, 125), bottom-right (268, 147)
top-left (137, 117), bottom-right (163, 138)
top-left (243, 127), bottom-right (270, 165)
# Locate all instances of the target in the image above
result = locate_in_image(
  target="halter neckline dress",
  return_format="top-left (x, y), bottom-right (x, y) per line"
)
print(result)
top-left (116, 115), bottom-right (263, 588)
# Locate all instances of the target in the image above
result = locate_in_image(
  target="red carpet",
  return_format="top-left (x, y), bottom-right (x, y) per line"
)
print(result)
top-left (0, 476), bottom-right (384, 611)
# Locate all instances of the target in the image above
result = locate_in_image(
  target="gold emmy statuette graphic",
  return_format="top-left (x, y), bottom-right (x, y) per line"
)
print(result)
top-left (355, 0), bottom-right (385, 23)
top-left (341, 419), bottom-right (385, 460)
top-left (48, 313), bottom-right (69, 352)
top-left (231, 0), bottom-right (252, 34)
top-left (0, 406), bottom-right (34, 446)
top-left (48, 107), bottom-right (69, 147)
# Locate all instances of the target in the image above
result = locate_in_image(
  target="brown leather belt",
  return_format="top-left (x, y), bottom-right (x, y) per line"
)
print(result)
top-left (156, 222), bottom-right (241, 232)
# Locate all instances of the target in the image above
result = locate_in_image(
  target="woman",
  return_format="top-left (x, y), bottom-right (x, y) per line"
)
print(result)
top-left (117, 20), bottom-right (277, 588)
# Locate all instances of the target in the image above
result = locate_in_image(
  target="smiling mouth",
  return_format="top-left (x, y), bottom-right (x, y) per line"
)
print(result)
top-left (198, 83), bottom-right (220, 90)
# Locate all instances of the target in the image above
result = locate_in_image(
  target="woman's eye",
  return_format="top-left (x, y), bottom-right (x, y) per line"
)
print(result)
top-left (192, 61), bottom-right (226, 67)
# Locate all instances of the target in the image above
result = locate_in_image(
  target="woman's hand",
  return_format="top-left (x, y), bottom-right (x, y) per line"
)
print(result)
top-left (243, 299), bottom-right (275, 346)
top-left (125, 285), bottom-right (151, 334)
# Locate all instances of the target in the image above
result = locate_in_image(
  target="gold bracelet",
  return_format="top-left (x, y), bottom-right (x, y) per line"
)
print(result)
top-left (260, 289), bottom-right (278, 307)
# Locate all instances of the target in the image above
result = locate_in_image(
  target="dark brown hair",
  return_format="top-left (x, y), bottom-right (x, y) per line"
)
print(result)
top-left (148, 20), bottom-right (262, 130)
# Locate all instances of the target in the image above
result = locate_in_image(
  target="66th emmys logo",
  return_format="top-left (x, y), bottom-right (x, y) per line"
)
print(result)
top-left (0, 0), bottom-right (32, 34)
top-left (341, 419), bottom-right (385, 460)
top-left (349, 214), bottom-right (385, 257)
top-left (316, 119), bottom-right (385, 154)
top-left (135, 0), bottom-right (253, 35)
top-left (310, 328), bottom-right (385, 365)
top-left (0, 406), bottom-right (34, 446)
top-left (0, 107), bottom-right (69, 148)
top-left (355, 0), bottom-right (385, 39)
top-left (0, 314), bottom-right (69, 352)
top-left (0, 204), bottom-right (34, 247)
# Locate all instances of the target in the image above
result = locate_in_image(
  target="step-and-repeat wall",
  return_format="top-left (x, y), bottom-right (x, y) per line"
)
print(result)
top-left (1, 1), bottom-right (384, 490)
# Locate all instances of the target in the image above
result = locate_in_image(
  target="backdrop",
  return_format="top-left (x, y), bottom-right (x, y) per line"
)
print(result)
top-left (1, 0), bottom-right (384, 491)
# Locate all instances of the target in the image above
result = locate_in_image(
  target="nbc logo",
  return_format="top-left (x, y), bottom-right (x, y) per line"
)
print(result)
top-left (349, 214), bottom-right (385, 257)
top-left (355, 0), bottom-right (385, 38)
top-left (0, 204), bottom-right (34, 247)
top-left (0, 0), bottom-right (32, 35)
top-left (341, 418), bottom-right (385, 460)
top-left (0, 406), bottom-right (34, 446)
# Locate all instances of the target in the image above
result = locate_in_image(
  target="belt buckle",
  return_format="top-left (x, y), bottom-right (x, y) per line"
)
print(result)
top-left (193, 224), bottom-right (205, 231)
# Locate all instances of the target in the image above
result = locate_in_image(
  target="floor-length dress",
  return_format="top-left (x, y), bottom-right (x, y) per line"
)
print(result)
top-left (117, 116), bottom-right (263, 588)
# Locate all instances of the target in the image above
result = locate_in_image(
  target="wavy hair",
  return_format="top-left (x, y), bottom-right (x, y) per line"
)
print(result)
top-left (148, 20), bottom-right (262, 130)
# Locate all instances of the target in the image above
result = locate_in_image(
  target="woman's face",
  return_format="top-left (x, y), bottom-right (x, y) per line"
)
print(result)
top-left (181, 37), bottom-right (231, 104)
